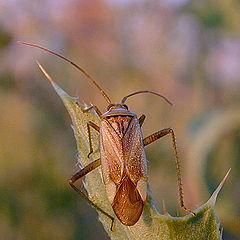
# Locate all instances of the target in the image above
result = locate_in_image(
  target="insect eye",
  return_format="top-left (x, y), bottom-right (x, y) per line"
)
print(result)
top-left (107, 104), bottom-right (115, 110)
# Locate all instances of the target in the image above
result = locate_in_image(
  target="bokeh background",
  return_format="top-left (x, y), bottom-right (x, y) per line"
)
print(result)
top-left (0, 0), bottom-right (239, 239)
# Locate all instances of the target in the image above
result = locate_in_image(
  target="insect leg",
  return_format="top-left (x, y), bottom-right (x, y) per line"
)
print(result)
top-left (86, 121), bottom-right (100, 158)
top-left (78, 103), bottom-right (101, 158)
top-left (143, 128), bottom-right (195, 215)
top-left (82, 104), bottom-right (102, 118)
top-left (76, 102), bottom-right (102, 118)
top-left (138, 114), bottom-right (146, 127)
top-left (69, 158), bottom-right (115, 230)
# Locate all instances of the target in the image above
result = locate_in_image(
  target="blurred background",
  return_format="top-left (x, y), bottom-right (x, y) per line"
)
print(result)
top-left (0, 0), bottom-right (239, 239)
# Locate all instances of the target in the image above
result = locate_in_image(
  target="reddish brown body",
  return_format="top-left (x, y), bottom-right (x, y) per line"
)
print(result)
top-left (100, 107), bottom-right (147, 225)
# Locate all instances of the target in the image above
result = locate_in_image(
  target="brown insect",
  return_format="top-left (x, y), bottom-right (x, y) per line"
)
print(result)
top-left (18, 41), bottom-right (194, 228)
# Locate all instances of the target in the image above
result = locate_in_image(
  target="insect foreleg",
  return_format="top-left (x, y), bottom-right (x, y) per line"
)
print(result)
top-left (138, 114), bottom-right (146, 127)
top-left (82, 104), bottom-right (102, 117)
top-left (86, 121), bottom-right (100, 158)
top-left (143, 128), bottom-right (195, 215)
top-left (69, 158), bottom-right (115, 230)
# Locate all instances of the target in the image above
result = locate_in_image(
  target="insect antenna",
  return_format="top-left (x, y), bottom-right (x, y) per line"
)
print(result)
top-left (121, 90), bottom-right (173, 106)
top-left (17, 41), bottom-right (112, 104)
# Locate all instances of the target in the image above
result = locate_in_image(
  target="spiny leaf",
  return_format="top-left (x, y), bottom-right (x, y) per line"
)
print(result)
top-left (47, 76), bottom-right (229, 240)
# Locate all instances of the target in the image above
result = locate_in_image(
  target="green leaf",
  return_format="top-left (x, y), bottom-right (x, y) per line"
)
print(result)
top-left (49, 79), bottom-right (229, 240)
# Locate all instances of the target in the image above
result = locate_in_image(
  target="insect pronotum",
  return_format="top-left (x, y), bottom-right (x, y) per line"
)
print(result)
top-left (18, 41), bottom-right (194, 229)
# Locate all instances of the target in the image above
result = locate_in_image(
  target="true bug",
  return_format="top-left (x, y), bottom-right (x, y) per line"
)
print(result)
top-left (18, 41), bottom-right (194, 228)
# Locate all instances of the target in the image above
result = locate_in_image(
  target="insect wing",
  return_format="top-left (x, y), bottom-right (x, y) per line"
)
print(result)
top-left (100, 116), bottom-right (147, 226)
top-left (100, 117), bottom-right (125, 185)
top-left (123, 116), bottom-right (147, 184)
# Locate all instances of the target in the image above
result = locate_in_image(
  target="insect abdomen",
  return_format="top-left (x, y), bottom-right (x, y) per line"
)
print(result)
top-left (112, 174), bottom-right (143, 226)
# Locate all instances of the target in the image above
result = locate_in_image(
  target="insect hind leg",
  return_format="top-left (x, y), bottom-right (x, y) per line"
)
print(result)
top-left (69, 158), bottom-right (115, 230)
top-left (143, 128), bottom-right (195, 215)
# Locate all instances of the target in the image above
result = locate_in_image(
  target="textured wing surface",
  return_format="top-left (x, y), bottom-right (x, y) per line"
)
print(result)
top-left (100, 116), bottom-right (147, 225)
top-left (101, 116), bottom-right (134, 184)
top-left (123, 116), bottom-right (147, 183)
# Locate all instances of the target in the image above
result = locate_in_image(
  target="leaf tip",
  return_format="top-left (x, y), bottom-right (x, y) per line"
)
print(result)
top-left (36, 61), bottom-right (53, 84)
top-left (36, 63), bottom-right (74, 102)
top-left (208, 168), bottom-right (231, 205)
